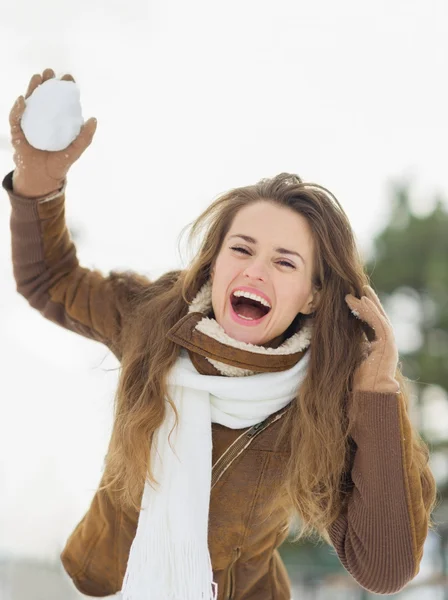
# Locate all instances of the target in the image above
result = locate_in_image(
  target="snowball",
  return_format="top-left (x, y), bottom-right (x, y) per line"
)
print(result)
top-left (21, 78), bottom-right (84, 152)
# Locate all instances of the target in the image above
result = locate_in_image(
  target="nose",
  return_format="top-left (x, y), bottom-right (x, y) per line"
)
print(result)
top-left (242, 261), bottom-right (267, 282)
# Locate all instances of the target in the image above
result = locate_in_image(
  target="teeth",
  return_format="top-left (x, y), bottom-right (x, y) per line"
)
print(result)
top-left (233, 290), bottom-right (271, 309)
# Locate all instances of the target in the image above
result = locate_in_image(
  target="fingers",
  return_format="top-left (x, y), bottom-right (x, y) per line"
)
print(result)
top-left (362, 285), bottom-right (389, 320)
top-left (345, 295), bottom-right (375, 320)
top-left (346, 286), bottom-right (388, 321)
top-left (345, 294), bottom-right (361, 317)
top-left (345, 294), bottom-right (387, 339)
top-left (61, 73), bottom-right (76, 83)
top-left (25, 68), bottom-right (56, 98)
top-left (9, 96), bottom-right (27, 142)
top-left (42, 68), bottom-right (55, 82)
top-left (25, 74), bottom-right (42, 98)
top-left (9, 96), bottom-right (28, 167)
top-left (78, 117), bottom-right (97, 149)
top-left (345, 295), bottom-right (373, 329)
top-left (9, 96), bottom-right (26, 128)
top-left (66, 117), bottom-right (97, 161)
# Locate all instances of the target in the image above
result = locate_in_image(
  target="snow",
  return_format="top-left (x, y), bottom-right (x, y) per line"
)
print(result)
top-left (21, 78), bottom-right (84, 152)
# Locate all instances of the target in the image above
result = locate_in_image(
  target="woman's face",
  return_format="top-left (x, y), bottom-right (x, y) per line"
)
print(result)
top-left (211, 201), bottom-right (318, 345)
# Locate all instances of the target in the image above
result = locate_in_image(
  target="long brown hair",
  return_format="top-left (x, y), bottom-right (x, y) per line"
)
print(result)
top-left (102, 173), bottom-right (437, 543)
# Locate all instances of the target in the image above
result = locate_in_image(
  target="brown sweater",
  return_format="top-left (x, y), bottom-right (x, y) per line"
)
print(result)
top-left (3, 170), bottom-right (434, 598)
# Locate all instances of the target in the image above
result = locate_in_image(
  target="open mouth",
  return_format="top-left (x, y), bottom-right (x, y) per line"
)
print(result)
top-left (230, 293), bottom-right (271, 322)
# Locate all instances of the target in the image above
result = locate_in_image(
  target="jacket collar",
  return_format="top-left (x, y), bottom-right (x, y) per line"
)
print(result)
top-left (166, 280), bottom-right (312, 376)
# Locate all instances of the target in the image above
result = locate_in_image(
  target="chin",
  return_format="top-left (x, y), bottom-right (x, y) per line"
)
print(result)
top-left (220, 320), bottom-right (265, 345)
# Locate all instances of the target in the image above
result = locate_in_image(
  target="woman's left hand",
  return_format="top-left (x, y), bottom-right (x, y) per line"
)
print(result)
top-left (345, 285), bottom-right (400, 394)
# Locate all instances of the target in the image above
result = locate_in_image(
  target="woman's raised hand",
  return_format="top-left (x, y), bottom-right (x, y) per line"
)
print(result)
top-left (9, 68), bottom-right (97, 198)
top-left (345, 285), bottom-right (400, 394)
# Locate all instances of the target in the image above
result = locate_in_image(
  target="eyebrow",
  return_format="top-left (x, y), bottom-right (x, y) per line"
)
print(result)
top-left (228, 234), bottom-right (306, 266)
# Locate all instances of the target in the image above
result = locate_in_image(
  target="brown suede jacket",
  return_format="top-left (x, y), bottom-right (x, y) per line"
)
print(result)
top-left (3, 170), bottom-right (432, 599)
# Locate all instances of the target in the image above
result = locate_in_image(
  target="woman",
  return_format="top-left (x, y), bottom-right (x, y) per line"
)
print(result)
top-left (5, 69), bottom-right (437, 600)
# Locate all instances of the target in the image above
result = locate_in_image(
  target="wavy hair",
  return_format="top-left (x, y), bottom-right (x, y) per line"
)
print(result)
top-left (102, 173), bottom-right (437, 543)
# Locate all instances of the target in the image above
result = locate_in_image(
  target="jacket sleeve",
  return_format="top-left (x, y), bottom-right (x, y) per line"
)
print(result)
top-left (327, 390), bottom-right (434, 594)
top-left (3, 170), bottom-right (150, 358)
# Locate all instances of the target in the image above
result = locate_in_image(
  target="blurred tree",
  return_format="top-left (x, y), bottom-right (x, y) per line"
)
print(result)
top-left (366, 183), bottom-right (448, 592)
top-left (367, 183), bottom-right (448, 393)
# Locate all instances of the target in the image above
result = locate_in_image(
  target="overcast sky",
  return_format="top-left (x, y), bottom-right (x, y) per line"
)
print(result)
top-left (0, 0), bottom-right (447, 578)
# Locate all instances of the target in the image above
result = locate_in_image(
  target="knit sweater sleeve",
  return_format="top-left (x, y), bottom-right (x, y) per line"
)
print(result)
top-left (327, 390), bottom-right (434, 594)
top-left (3, 170), bottom-right (150, 358)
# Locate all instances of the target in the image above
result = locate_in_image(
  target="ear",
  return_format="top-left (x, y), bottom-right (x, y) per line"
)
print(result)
top-left (300, 287), bottom-right (320, 315)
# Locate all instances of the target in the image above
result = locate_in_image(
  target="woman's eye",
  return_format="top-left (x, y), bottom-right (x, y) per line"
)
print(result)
top-left (231, 246), bottom-right (250, 255)
top-left (278, 260), bottom-right (295, 269)
top-left (230, 247), bottom-right (295, 269)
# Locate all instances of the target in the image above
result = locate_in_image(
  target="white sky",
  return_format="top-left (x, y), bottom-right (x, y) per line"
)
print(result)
top-left (0, 0), bottom-right (447, 576)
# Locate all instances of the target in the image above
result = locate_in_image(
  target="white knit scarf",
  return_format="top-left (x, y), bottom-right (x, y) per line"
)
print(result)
top-left (120, 346), bottom-right (310, 600)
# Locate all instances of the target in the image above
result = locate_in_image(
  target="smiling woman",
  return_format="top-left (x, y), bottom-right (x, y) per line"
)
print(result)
top-left (3, 68), bottom-right (437, 600)
top-left (210, 201), bottom-right (317, 345)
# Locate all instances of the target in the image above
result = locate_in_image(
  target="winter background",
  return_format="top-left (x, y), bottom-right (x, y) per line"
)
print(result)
top-left (1, 0), bottom-right (448, 598)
